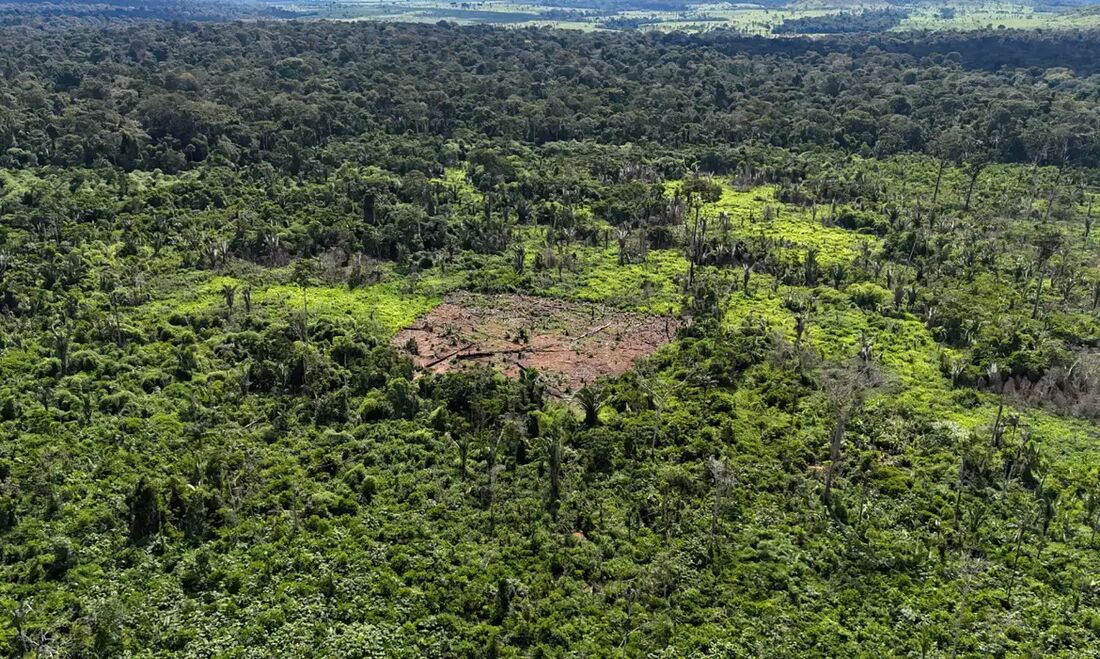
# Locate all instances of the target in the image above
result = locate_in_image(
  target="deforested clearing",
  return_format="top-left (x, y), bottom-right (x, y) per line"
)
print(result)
top-left (393, 292), bottom-right (680, 393)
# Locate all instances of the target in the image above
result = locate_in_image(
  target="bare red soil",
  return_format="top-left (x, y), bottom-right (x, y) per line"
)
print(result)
top-left (392, 292), bottom-right (679, 393)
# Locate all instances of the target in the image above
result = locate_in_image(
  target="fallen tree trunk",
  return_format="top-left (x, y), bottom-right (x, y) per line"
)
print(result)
top-left (570, 322), bottom-right (613, 346)
top-left (424, 343), bottom-right (474, 368)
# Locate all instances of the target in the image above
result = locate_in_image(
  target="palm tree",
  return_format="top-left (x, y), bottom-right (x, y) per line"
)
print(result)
top-left (575, 384), bottom-right (608, 428)
top-left (616, 226), bottom-right (630, 266)
top-left (220, 282), bottom-right (237, 318)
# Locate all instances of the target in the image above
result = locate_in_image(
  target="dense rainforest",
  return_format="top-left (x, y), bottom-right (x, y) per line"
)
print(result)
top-left (1, 17), bottom-right (1099, 657)
top-left (3, 22), bottom-right (1100, 169)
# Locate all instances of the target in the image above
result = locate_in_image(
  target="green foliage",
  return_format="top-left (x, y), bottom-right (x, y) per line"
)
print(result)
top-left (848, 281), bottom-right (891, 310)
top-left (0, 17), bottom-right (1098, 659)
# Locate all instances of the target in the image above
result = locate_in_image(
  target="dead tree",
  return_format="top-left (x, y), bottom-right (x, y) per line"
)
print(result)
top-left (821, 347), bottom-right (885, 513)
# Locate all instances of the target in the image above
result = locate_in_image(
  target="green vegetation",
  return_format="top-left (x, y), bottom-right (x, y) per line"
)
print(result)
top-left (7, 0), bottom-right (1100, 32)
top-left (275, 0), bottom-right (1100, 33)
top-left (772, 8), bottom-right (910, 34)
top-left (1, 15), bottom-right (1100, 658)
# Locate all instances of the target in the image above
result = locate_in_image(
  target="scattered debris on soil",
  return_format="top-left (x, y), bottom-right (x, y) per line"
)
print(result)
top-left (392, 292), bottom-right (680, 393)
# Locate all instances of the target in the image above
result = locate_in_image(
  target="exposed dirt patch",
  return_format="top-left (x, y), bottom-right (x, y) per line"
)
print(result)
top-left (393, 292), bottom-right (680, 393)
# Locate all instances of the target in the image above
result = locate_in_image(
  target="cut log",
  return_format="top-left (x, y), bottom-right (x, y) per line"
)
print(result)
top-left (570, 322), bottom-right (612, 345)
top-left (424, 343), bottom-right (474, 368)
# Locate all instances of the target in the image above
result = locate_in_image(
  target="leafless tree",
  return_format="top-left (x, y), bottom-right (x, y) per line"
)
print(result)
top-left (821, 347), bottom-right (886, 511)
top-left (707, 455), bottom-right (738, 563)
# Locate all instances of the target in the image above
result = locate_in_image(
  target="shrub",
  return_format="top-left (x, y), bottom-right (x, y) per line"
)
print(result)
top-left (848, 282), bottom-right (890, 311)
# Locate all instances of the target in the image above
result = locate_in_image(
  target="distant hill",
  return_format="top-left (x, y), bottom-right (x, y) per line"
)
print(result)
top-left (0, 0), bottom-right (299, 20)
top-left (793, 0), bottom-right (1100, 6)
